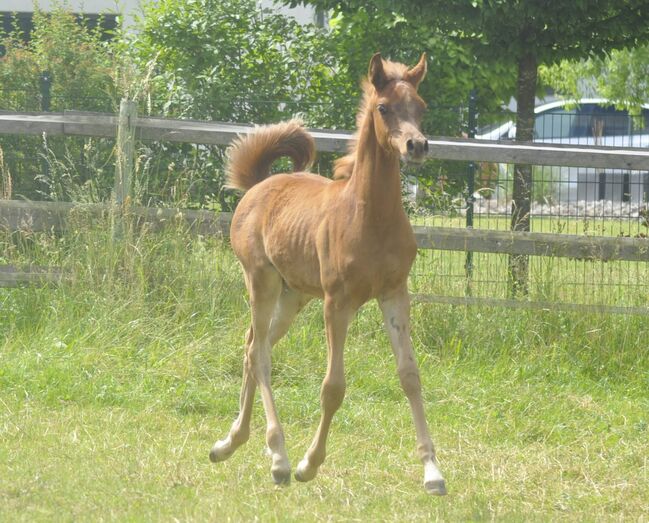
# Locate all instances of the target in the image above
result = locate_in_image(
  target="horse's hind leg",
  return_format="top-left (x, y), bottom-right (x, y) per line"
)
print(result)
top-left (269, 285), bottom-right (312, 346)
top-left (209, 326), bottom-right (256, 463)
top-left (247, 266), bottom-right (297, 484)
top-left (210, 285), bottom-right (310, 466)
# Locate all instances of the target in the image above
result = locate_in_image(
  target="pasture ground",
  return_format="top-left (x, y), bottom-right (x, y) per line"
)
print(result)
top-left (1, 222), bottom-right (648, 521)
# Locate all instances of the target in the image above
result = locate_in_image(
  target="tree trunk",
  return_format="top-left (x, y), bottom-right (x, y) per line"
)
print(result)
top-left (508, 52), bottom-right (537, 296)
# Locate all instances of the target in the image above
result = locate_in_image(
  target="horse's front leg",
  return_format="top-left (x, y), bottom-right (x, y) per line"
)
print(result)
top-left (294, 296), bottom-right (353, 482)
top-left (379, 285), bottom-right (446, 495)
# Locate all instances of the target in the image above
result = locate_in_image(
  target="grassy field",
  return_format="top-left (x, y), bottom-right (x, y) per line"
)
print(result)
top-left (1, 220), bottom-right (648, 521)
top-left (412, 213), bottom-right (649, 236)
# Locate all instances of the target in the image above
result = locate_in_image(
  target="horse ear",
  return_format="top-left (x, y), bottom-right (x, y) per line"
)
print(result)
top-left (404, 53), bottom-right (427, 88)
top-left (368, 53), bottom-right (388, 91)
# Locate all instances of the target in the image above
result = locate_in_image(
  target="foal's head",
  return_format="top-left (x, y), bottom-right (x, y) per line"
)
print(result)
top-left (367, 53), bottom-right (428, 164)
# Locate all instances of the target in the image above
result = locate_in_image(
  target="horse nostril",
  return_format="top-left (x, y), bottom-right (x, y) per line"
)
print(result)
top-left (423, 140), bottom-right (429, 153)
top-left (406, 139), bottom-right (415, 152)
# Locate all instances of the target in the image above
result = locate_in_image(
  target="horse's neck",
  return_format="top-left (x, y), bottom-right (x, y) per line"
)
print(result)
top-left (347, 112), bottom-right (403, 222)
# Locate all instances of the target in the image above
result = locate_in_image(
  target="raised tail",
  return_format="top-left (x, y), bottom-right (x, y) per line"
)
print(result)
top-left (225, 119), bottom-right (316, 192)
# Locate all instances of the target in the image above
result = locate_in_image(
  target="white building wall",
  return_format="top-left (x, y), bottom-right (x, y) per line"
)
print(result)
top-left (2, 0), bottom-right (141, 27)
top-left (3, 1), bottom-right (320, 29)
top-left (259, 1), bottom-right (317, 25)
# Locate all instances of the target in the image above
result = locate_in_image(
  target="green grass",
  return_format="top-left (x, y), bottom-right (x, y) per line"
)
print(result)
top-left (1, 220), bottom-right (648, 521)
top-left (412, 213), bottom-right (648, 237)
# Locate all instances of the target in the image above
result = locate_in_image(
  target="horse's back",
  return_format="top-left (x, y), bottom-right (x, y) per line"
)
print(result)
top-left (230, 172), bottom-right (336, 296)
top-left (231, 171), bottom-right (332, 237)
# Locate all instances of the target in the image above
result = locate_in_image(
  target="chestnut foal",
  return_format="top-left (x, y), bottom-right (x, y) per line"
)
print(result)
top-left (210, 53), bottom-right (446, 495)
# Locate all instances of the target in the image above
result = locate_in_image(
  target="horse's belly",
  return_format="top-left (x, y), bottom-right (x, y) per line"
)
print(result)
top-left (265, 226), bottom-right (324, 297)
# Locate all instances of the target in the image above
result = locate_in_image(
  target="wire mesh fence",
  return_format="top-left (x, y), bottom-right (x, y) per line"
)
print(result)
top-left (410, 104), bottom-right (649, 308)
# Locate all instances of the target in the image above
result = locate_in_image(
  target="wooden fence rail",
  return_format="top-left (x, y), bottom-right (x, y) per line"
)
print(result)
top-left (0, 264), bottom-right (62, 287)
top-left (3, 110), bottom-right (649, 170)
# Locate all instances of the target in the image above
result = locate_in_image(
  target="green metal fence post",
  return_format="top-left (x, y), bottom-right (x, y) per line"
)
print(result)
top-left (465, 89), bottom-right (477, 294)
top-left (39, 71), bottom-right (52, 112)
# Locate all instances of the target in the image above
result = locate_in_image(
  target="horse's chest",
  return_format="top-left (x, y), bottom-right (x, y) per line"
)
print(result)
top-left (322, 230), bottom-right (416, 298)
top-left (366, 238), bottom-right (415, 282)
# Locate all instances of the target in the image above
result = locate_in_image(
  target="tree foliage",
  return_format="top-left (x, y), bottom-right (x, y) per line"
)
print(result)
top-left (541, 45), bottom-right (649, 115)
top-left (124, 0), bottom-right (345, 126)
top-left (7, 0), bottom-right (647, 214)
top-left (292, 0), bottom-right (649, 138)
top-left (0, 7), bottom-right (117, 112)
top-left (120, 0), bottom-right (356, 208)
top-left (0, 7), bottom-right (120, 201)
top-left (294, 1), bottom-right (649, 63)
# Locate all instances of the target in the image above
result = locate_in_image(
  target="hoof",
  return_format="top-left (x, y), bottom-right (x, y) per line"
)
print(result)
top-left (209, 440), bottom-right (232, 463)
top-left (294, 459), bottom-right (318, 482)
top-left (424, 478), bottom-right (447, 496)
top-left (271, 466), bottom-right (291, 486)
top-left (270, 452), bottom-right (291, 486)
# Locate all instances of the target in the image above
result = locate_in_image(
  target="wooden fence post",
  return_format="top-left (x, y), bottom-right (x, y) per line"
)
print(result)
top-left (114, 99), bottom-right (138, 206)
top-left (113, 99), bottom-right (137, 238)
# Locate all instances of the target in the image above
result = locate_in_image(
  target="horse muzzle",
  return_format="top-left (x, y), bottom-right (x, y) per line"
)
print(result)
top-left (402, 136), bottom-right (429, 165)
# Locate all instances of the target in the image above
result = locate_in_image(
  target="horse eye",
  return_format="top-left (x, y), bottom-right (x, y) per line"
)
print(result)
top-left (377, 104), bottom-right (388, 115)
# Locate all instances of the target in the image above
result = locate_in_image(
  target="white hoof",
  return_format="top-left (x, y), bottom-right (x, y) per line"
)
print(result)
top-left (294, 458), bottom-right (318, 482)
top-left (424, 478), bottom-right (447, 496)
top-left (424, 460), bottom-right (447, 495)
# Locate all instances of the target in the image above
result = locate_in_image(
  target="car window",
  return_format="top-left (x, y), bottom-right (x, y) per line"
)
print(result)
top-left (535, 104), bottom-right (649, 141)
top-left (632, 109), bottom-right (649, 135)
top-left (588, 105), bottom-right (630, 137)
top-left (534, 108), bottom-right (575, 140)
